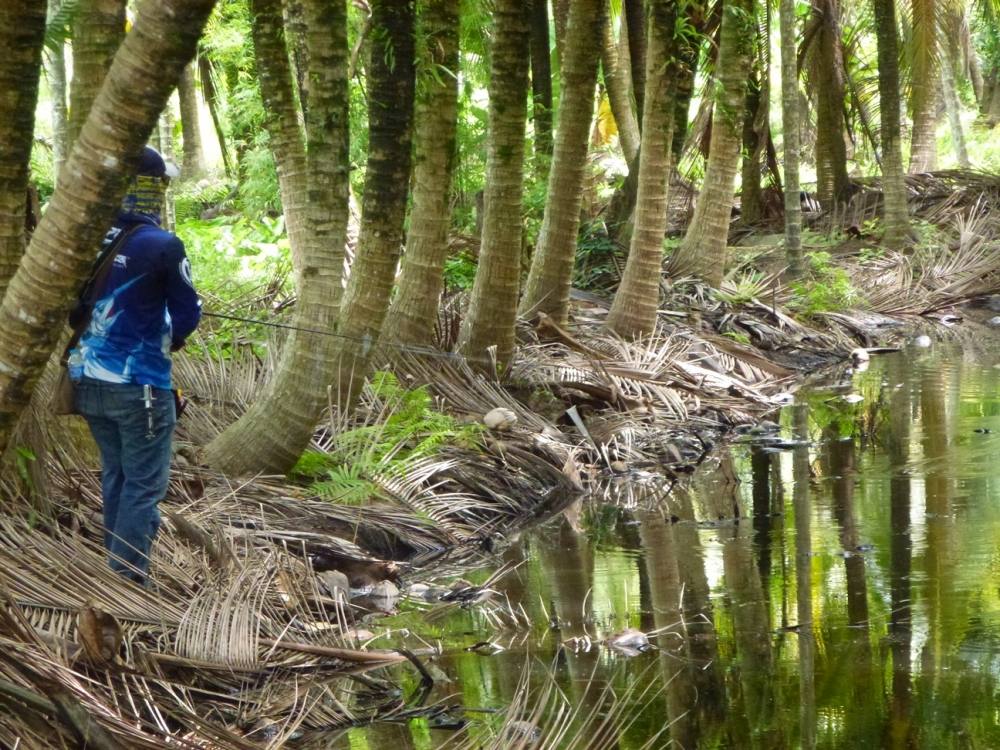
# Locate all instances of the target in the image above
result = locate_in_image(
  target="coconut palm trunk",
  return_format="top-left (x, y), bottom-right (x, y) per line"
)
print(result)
top-left (605, 0), bottom-right (678, 338)
top-left (383, 0), bottom-right (460, 347)
top-left (0, 1), bottom-right (47, 302)
top-left (810, 0), bottom-right (852, 210)
top-left (780, 0), bottom-right (803, 276)
top-left (456, 0), bottom-right (529, 368)
top-left (600, 2), bottom-right (640, 165)
top-left (908, 0), bottom-right (938, 173)
top-left (47, 0), bottom-right (70, 184)
top-left (202, 0), bottom-right (350, 475)
top-left (520, 0), bottom-right (605, 324)
top-left (942, 54), bottom-right (969, 168)
top-left (68, 0), bottom-right (127, 147)
top-left (624, 0), bottom-right (646, 119)
top-left (325, 0), bottom-right (416, 408)
top-left (873, 0), bottom-right (911, 248)
top-left (178, 61), bottom-right (207, 178)
top-left (669, 0), bottom-right (753, 287)
top-left (529, 0), bottom-right (554, 161)
top-left (740, 33), bottom-right (769, 225)
top-left (0, 0), bottom-right (218, 455)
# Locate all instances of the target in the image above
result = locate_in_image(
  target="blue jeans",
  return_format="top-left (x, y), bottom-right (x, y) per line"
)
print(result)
top-left (75, 377), bottom-right (176, 583)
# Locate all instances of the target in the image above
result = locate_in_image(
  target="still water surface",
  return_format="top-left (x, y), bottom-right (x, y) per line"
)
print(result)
top-left (342, 336), bottom-right (1000, 748)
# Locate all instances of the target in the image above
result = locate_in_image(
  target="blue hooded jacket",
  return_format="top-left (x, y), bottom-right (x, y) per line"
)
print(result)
top-left (68, 213), bottom-right (201, 390)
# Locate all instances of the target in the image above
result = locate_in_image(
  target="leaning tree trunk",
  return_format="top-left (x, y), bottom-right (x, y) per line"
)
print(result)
top-left (873, 0), bottom-right (911, 248)
top-left (203, 0), bottom-right (350, 475)
top-left (68, 0), bottom-right (127, 148)
top-left (47, 0), bottom-right (70, 184)
top-left (178, 60), bottom-right (207, 178)
top-left (908, 0), bottom-right (938, 173)
top-left (529, 0), bottom-right (554, 162)
top-left (0, 0), bottom-right (218, 455)
top-left (811, 0), bottom-right (852, 210)
top-left (383, 0), bottom-right (460, 347)
top-left (0, 1), bottom-right (47, 302)
top-left (669, 0), bottom-right (753, 287)
top-left (457, 0), bottom-right (530, 368)
top-left (601, 1), bottom-right (640, 165)
top-left (520, 0), bottom-right (605, 324)
top-left (605, 0), bottom-right (678, 338)
top-left (199, 54), bottom-right (234, 177)
top-left (324, 0), bottom-right (415, 410)
top-left (780, 0), bottom-right (803, 276)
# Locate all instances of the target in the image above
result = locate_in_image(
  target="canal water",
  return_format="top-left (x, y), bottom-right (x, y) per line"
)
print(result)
top-left (339, 334), bottom-right (1000, 748)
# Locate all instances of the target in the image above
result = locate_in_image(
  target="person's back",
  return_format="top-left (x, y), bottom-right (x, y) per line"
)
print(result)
top-left (70, 146), bottom-right (200, 585)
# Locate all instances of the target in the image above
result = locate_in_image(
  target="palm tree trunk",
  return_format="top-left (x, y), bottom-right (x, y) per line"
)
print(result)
top-left (605, 0), bottom-right (678, 337)
top-left (199, 54), bottom-right (234, 178)
top-left (670, 1), bottom-right (704, 163)
top-left (669, 0), bottom-right (753, 287)
top-left (780, 0), bottom-right (803, 276)
top-left (873, 0), bottom-right (911, 248)
top-left (520, 0), bottom-right (605, 324)
top-left (811, 0), bottom-right (852, 210)
top-left (529, 0), bottom-right (553, 162)
top-left (203, 0), bottom-right (351, 475)
top-left (158, 109), bottom-right (177, 230)
top-left (327, 0), bottom-right (415, 406)
top-left (178, 61), bottom-right (207, 178)
top-left (0, 0), bottom-right (218, 455)
top-left (0, 1), bottom-right (47, 302)
top-left (68, 0), bottom-right (127, 148)
top-left (47, 0), bottom-right (70, 184)
top-left (740, 43), bottom-right (768, 225)
top-left (600, 1), bottom-right (640, 165)
top-left (457, 0), bottom-right (530, 368)
top-left (942, 54), bottom-right (969, 168)
top-left (248, 0), bottom-right (310, 277)
top-left (383, 0), bottom-right (460, 346)
top-left (907, 0), bottom-right (938, 173)
top-left (552, 0), bottom-right (570, 64)
top-left (624, 0), bottom-right (646, 120)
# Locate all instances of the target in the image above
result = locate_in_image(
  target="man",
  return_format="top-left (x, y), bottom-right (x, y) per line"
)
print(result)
top-left (69, 146), bottom-right (201, 584)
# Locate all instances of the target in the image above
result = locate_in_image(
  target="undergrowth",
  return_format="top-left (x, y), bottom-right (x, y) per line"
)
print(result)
top-left (788, 251), bottom-right (863, 315)
top-left (292, 372), bottom-right (483, 504)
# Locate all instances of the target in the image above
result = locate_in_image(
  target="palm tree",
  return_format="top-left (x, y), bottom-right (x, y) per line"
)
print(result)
top-left (908, 0), bottom-right (938, 173)
top-left (806, 0), bottom-right (852, 210)
top-left (47, 0), bottom-right (70, 183)
top-left (520, 0), bottom-right (604, 324)
top-left (668, 0), bottom-right (754, 287)
top-left (202, 0), bottom-right (350, 475)
top-left (624, 0), bottom-right (646, 117)
top-left (0, 0), bottom-right (219, 455)
top-left (383, 0), bottom-right (460, 347)
top-left (780, 0), bottom-right (803, 276)
top-left (605, 0), bottom-right (678, 337)
top-left (529, 0), bottom-right (553, 161)
top-left (178, 61), bottom-right (207, 178)
top-left (457, 0), bottom-right (530, 368)
top-left (600, 2), bottom-right (640, 165)
top-left (873, 0), bottom-right (911, 248)
top-left (326, 0), bottom-right (416, 405)
top-left (0, 1), bottom-right (47, 301)
top-left (68, 0), bottom-right (127, 147)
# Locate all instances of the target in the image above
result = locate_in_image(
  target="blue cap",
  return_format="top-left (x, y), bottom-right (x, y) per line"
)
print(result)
top-left (136, 146), bottom-right (180, 179)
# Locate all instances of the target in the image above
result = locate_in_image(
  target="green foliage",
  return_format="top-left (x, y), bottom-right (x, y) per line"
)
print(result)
top-left (291, 372), bottom-right (482, 504)
top-left (788, 251), bottom-right (863, 315)
top-left (443, 252), bottom-right (477, 291)
top-left (573, 221), bottom-right (620, 292)
top-left (713, 270), bottom-right (772, 306)
top-left (173, 179), bottom-right (234, 223)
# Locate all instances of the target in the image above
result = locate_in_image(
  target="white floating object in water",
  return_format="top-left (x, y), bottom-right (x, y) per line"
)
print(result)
top-left (850, 348), bottom-right (870, 363)
top-left (913, 335), bottom-right (932, 348)
top-left (841, 393), bottom-right (864, 404)
top-left (770, 392), bottom-right (794, 405)
top-left (483, 407), bottom-right (517, 431)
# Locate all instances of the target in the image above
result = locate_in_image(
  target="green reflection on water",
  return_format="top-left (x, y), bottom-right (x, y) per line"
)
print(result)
top-left (336, 340), bottom-right (1000, 748)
